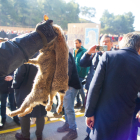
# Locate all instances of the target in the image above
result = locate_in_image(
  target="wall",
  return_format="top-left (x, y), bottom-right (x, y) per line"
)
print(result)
top-left (67, 23), bottom-right (101, 50)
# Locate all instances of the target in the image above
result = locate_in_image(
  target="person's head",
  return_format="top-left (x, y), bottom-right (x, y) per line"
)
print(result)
top-left (74, 39), bottom-right (82, 49)
top-left (100, 34), bottom-right (113, 51)
top-left (119, 33), bottom-right (140, 53)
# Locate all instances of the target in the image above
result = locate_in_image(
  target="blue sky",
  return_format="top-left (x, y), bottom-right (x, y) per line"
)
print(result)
top-left (65, 0), bottom-right (140, 31)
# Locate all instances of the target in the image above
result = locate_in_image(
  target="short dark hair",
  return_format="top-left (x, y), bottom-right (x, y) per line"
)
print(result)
top-left (75, 39), bottom-right (82, 43)
top-left (101, 34), bottom-right (112, 42)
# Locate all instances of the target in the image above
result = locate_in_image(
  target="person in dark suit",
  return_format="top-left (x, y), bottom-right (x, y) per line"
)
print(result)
top-left (12, 52), bottom-right (46, 140)
top-left (0, 72), bottom-right (20, 128)
top-left (85, 33), bottom-right (140, 140)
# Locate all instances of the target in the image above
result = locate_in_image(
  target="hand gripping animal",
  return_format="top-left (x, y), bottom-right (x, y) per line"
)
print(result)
top-left (8, 16), bottom-right (69, 117)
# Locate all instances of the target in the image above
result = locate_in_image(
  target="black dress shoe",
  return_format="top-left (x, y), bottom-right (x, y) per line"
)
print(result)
top-left (0, 123), bottom-right (4, 129)
top-left (74, 102), bottom-right (81, 108)
top-left (15, 133), bottom-right (30, 140)
top-left (13, 117), bottom-right (20, 125)
top-left (37, 137), bottom-right (42, 140)
top-left (0, 118), bottom-right (6, 129)
top-left (84, 134), bottom-right (90, 140)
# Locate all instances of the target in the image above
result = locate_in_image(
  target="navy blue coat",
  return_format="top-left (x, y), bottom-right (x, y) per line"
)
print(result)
top-left (80, 52), bottom-right (102, 90)
top-left (85, 47), bottom-right (140, 140)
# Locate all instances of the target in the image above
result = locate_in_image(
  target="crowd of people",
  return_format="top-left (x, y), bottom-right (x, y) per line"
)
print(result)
top-left (0, 19), bottom-right (140, 140)
top-left (99, 34), bottom-right (123, 42)
top-left (0, 29), bottom-right (31, 39)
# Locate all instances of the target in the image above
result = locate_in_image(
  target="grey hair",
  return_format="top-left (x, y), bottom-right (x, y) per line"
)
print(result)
top-left (119, 33), bottom-right (140, 52)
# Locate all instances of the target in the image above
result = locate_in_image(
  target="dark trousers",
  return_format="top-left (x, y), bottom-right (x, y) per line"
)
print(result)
top-left (0, 92), bottom-right (17, 119)
top-left (128, 112), bottom-right (140, 140)
top-left (76, 77), bottom-right (85, 105)
top-left (85, 91), bottom-right (91, 135)
top-left (20, 116), bottom-right (45, 139)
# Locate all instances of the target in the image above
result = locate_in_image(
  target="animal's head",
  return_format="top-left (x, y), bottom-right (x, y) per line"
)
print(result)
top-left (43, 15), bottom-right (66, 45)
top-left (36, 15), bottom-right (57, 50)
top-left (40, 15), bottom-right (67, 52)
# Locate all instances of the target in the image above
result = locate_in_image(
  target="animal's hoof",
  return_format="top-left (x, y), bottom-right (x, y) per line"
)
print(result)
top-left (45, 105), bottom-right (52, 111)
top-left (8, 112), bottom-right (13, 117)
top-left (56, 106), bottom-right (62, 114)
top-left (18, 114), bottom-right (25, 117)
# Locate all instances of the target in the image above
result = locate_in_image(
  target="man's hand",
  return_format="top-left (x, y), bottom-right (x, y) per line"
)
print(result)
top-left (136, 111), bottom-right (140, 122)
top-left (5, 76), bottom-right (13, 81)
top-left (87, 45), bottom-right (99, 55)
top-left (86, 116), bottom-right (94, 129)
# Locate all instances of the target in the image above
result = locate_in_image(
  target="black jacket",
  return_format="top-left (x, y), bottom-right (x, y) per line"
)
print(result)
top-left (0, 72), bottom-right (14, 94)
top-left (0, 32), bottom-right (43, 76)
top-left (12, 52), bottom-right (46, 118)
top-left (80, 52), bottom-right (102, 90)
top-left (85, 48), bottom-right (140, 140)
top-left (0, 31), bottom-right (7, 38)
top-left (68, 52), bottom-right (81, 89)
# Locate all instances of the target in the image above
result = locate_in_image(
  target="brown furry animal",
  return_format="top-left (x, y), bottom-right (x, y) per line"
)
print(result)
top-left (8, 24), bottom-right (69, 117)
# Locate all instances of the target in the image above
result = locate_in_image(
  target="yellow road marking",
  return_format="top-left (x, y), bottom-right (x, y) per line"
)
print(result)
top-left (0, 113), bottom-right (84, 134)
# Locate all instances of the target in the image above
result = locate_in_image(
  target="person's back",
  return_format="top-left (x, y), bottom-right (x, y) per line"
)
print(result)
top-left (96, 48), bottom-right (140, 119)
top-left (85, 33), bottom-right (140, 140)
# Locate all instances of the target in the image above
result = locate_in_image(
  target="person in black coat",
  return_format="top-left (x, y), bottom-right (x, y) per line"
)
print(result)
top-left (12, 52), bottom-right (46, 140)
top-left (0, 29), bottom-right (7, 38)
top-left (85, 33), bottom-right (140, 140)
top-left (0, 19), bottom-right (57, 77)
top-left (0, 72), bottom-right (20, 128)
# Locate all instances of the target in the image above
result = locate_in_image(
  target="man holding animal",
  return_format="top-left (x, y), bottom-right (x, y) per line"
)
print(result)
top-left (0, 17), bottom-right (70, 139)
top-left (0, 19), bottom-right (57, 77)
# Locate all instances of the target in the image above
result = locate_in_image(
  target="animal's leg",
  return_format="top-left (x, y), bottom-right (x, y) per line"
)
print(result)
top-left (24, 59), bottom-right (38, 65)
top-left (18, 106), bottom-right (34, 117)
top-left (56, 92), bottom-right (65, 113)
top-left (8, 105), bottom-right (30, 117)
top-left (40, 100), bottom-right (48, 106)
top-left (8, 94), bottom-right (34, 117)
top-left (45, 94), bottom-right (55, 111)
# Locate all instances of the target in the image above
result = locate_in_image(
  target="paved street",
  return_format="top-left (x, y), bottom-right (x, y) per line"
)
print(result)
top-left (0, 112), bottom-right (87, 140)
top-left (1, 98), bottom-right (140, 140)
top-left (1, 110), bottom-right (140, 140)
top-left (0, 102), bottom-right (88, 140)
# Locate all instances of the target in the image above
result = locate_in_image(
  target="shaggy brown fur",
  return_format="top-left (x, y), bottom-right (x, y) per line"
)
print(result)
top-left (8, 24), bottom-right (69, 117)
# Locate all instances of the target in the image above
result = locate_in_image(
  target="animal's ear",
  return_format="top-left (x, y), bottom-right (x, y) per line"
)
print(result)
top-left (44, 15), bottom-right (49, 21)
top-left (48, 20), bottom-right (53, 25)
top-left (44, 15), bottom-right (53, 25)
